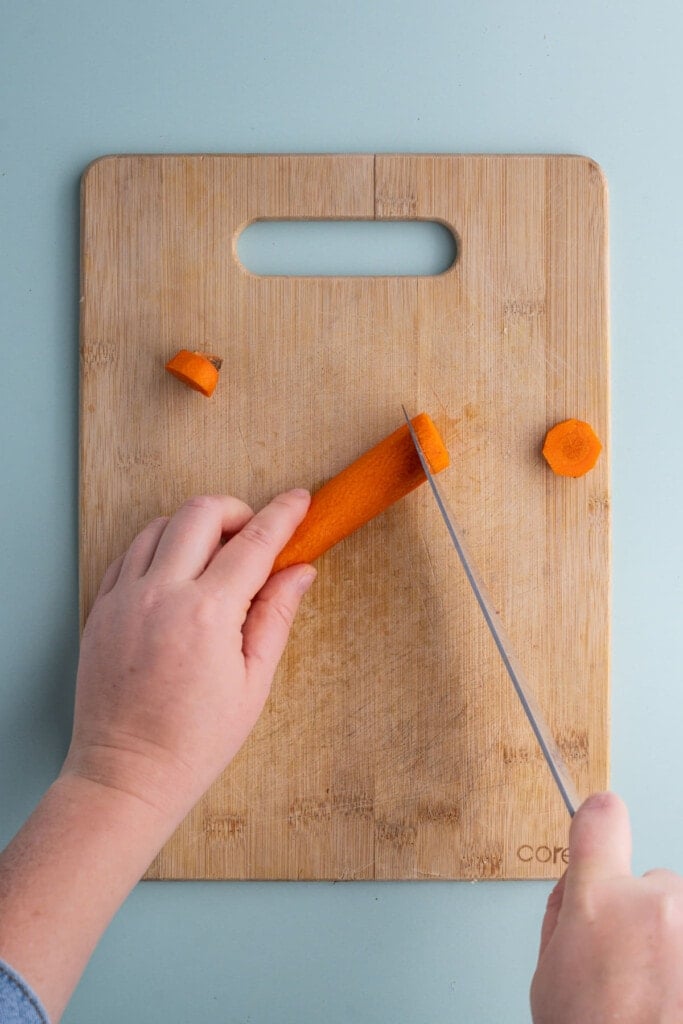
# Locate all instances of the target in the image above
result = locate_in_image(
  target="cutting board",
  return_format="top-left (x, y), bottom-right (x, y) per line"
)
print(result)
top-left (79, 154), bottom-right (609, 880)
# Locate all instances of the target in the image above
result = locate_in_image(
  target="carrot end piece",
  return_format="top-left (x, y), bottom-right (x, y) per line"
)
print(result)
top-left (165, 349), bottom-right (220, 397)
top-left (271, 412), bottom-right (450, 574)
top-left (542, 418), bottom-right (602, 477)
top-left (413, 412), bottom-right (450, 474)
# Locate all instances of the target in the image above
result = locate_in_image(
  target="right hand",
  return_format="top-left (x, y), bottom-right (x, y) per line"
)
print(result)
top-left (531, 792), bottom-right (683, 1023)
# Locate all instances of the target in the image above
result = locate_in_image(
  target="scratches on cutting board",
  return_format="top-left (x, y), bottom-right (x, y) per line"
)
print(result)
top-left (427, 384), bottom-right (450, 421)
top-left (539, 344), bottom-right (589, 386)
top-left (236, 421), bottom-right (258, 482)
top-left (418, 526), bottom-right (440, 587)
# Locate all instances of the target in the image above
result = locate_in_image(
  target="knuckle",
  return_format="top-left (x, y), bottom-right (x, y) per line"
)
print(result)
top-left (239, 520), bottom-right (274, 551)
top-left (653, 890), bottom-right (683, 938)
top-left (545, 882), bottom-right (564, 912)
top-left (178, 495), bottom-right (254, 528)
top-left (146, 515), bottom-right (170, 531)
top-left (190, 589), bottom-right (224, 630)
top-left (267, 595), bottom-right (296, 631)
top-left (181, 495), bottom-right (216, 514)
top-left (273, 490), bottom-right (305, 514)
top-left (572, 882), bottom-right (600, 923)
top-left (137, 582), bottom-right (168, 617)
top-left (272, 491), bottom-right (295, 508)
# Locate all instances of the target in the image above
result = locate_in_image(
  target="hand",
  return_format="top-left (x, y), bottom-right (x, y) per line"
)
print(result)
top-left (0, 491), bottom-right (315, 1022)
top-left (531, 792), bottom-right (683, 1023)
top-left (62, 490), bottom-right (316, 822)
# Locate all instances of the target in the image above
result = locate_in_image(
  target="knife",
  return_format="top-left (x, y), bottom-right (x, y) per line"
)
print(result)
top-left (402, 406), bottom-right (579, 817)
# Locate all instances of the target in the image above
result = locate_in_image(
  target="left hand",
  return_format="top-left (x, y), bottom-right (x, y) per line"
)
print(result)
top-left (62, 490), bottom-right (316, 822)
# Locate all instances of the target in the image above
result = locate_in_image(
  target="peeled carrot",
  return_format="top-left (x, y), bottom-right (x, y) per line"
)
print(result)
top-left (272, 413), bottom-right (450, 573)
top-left (165, 349), bottom-right (222, 397)
top-left (542, 418), bottom-right (602, 477)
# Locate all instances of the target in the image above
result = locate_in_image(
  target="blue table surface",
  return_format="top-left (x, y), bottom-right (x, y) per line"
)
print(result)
top-left (3, 2), bottom-right (683, 1021)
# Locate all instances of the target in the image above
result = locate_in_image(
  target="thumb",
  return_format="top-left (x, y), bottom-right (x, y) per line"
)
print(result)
top-left (242, 564), bottom-right (317, 687)
top-left (564, 792), bottom-right (632, 898)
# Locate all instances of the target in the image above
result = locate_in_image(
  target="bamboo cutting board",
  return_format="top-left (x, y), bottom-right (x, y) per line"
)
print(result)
top-left (79, 154), bottom-right (609, 880)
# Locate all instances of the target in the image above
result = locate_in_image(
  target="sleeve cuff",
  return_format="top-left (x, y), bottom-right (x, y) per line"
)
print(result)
top-left (0, 958), bottom-right (50, 1024)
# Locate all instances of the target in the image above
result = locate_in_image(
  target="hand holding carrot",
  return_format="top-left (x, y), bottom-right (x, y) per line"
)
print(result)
top-left (62, 490), bottom-right (316, 820)
top-left (531, 792), bottom-right (683, 1023)
top-left (0, 490), bottom-right (316, 1021)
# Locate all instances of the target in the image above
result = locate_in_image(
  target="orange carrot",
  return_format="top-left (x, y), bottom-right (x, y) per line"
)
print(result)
top-left (165, 349), bottom-right (222, 397)
top-left (272, 413), bottom-right (450, 573)
top-left (542, 418), bottom-right (602, 477)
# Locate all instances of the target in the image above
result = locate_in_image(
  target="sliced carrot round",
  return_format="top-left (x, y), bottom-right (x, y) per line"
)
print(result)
top-left (542, 418), bottom-right (602, 477)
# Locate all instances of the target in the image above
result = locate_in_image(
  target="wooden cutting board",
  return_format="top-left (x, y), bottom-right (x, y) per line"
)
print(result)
top-left (79, 154), bottom-right (609, 880)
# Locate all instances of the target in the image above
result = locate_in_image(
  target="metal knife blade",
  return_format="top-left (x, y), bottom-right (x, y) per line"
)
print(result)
top-left (402, 406), bottom-right (579, 817)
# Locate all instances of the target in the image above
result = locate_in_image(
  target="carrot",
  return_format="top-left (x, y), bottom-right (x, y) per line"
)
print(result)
top-left (272, 413), bottom-right (450, 573)
top-left (165, 349), bottom-right (222, 397)
top-left (542, 418), bottom-right (602, 477)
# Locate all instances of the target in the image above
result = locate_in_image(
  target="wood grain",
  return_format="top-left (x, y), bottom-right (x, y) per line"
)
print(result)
top-left (79, 154), bottom-right (609, 880)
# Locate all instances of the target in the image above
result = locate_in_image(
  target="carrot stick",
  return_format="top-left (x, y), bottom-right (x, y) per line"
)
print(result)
top-left (542, 418), bottom-right (602, 477)
top-left (272, 413), bottom-right (450, 573)
top-left (165, 349), bottom-right (221, 397)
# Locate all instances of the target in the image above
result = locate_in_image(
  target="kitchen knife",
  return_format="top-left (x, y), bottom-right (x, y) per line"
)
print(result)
top-left (402, 406), bottom-right (580, 817)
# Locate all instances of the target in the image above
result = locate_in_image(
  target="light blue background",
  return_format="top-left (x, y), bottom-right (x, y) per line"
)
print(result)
top-left (2, 2), bottom-right (682, 1021)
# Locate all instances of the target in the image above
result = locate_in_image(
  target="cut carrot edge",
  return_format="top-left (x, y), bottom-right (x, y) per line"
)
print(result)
top-left (165, 349), bottom-right (220, 397)
top-left (272, 412), bottom-right (450, 573)
top-left (542, 418), bottom-right (602, 477)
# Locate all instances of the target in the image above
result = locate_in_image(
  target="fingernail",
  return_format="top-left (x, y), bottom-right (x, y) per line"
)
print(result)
top-left (297, 567), bottom-right (317, 594)
top-left (288, 488), bottom-right (310, 501)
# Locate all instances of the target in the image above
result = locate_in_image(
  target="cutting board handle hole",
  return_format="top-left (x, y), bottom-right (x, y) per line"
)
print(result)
top-left (236, 219), bottom-right (457, 277)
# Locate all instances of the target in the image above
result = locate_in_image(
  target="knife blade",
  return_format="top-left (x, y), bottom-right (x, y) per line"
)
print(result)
top-left (402, 406), bottom-right (579, 817)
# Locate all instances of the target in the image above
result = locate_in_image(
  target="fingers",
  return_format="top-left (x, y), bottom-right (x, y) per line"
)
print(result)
top-left (103, 490), bottom-right (309, 594)
top-left (95, 554), bottom-right (125, 598)
top-left (205, 489), bottom-right (311, 602)
top-left (242, 563), bottom-right (317, 689)
top-left (117, 516), bottom-right (170, 582)
top-left (564, 792), bottom-right (632, 899)
top-left (537, 873), bottom-right (566, 959)
top-left (146, 496), bottom-right (253, 583)
top-left (96, 516), bottom-right (170, 598)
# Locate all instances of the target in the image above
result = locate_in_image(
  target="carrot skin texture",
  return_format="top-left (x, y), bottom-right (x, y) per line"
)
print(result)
top-left (272, 413), bottom-right (449, 573)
